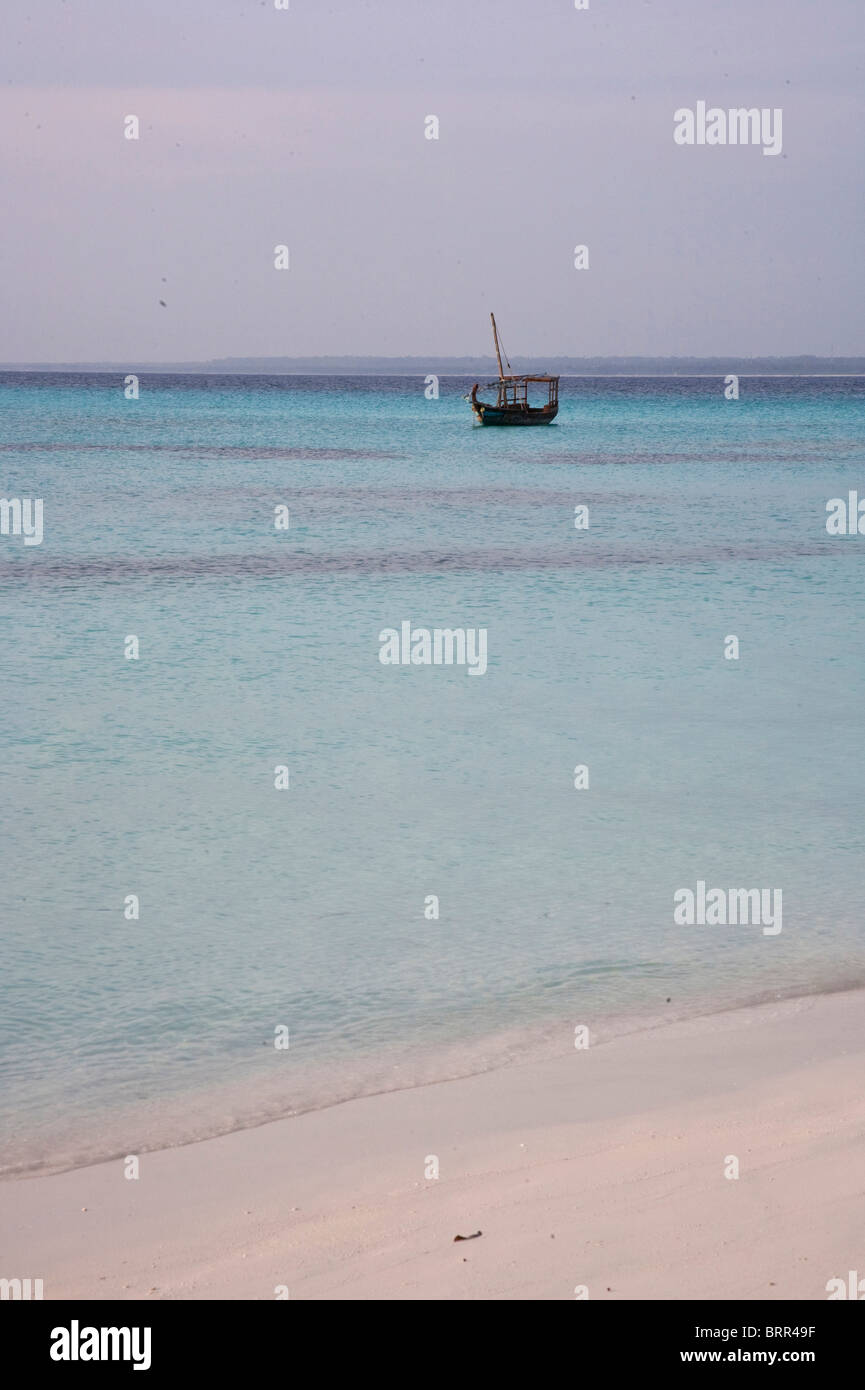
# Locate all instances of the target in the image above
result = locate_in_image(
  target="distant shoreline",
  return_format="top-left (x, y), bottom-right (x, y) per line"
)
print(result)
top-left (3, 372), bottom-right (865, 381)
top-left (3, 357), bottom-right (865, 378)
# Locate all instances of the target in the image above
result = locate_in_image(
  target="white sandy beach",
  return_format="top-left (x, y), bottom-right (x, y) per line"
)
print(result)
top-left (2, 989), bottom-right (863, 1301)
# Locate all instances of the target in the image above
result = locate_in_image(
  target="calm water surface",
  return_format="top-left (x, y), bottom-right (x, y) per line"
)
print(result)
top-left (1, 372), bottom-right (863, 1173)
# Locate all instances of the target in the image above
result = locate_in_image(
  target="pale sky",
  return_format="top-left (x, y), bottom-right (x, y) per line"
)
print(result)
top-left (1, 0), bottom-right (863, 360)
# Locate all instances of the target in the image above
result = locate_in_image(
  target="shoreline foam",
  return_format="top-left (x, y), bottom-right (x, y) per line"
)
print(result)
top-left (2, 985), bottom-right (863, 1299)
top-left (3, 971), bottom-right (864, 1182)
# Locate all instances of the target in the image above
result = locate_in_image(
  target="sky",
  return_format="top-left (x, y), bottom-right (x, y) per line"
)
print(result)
top-left (1, 0), bottom-right (863, 361)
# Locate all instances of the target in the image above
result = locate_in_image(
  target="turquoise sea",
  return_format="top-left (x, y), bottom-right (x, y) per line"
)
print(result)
top-left (1, 372), bottom-right (864, 1175)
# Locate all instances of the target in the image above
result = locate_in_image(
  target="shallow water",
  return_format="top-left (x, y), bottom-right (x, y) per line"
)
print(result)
top-left (1, 372), bottom-right (864, 1174)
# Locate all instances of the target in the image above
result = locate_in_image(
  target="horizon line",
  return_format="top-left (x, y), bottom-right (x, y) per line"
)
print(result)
top-left (3, 354), bottom-right (865, 378)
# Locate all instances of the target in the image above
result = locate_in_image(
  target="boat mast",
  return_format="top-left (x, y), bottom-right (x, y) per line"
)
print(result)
top-left (490, 313), bottom-right (505, 381)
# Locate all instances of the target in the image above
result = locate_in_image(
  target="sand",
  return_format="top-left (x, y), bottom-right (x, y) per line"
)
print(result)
top-left (2, 988), bottom-right (863, 1300)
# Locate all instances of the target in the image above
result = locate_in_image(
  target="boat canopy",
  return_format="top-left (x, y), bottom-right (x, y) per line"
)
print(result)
top-left (483, 374), bottom-right (559, 408)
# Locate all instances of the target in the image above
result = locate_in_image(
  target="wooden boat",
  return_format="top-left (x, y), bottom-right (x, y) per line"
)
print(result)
top-left (467, 314), bottom-right (559, 425)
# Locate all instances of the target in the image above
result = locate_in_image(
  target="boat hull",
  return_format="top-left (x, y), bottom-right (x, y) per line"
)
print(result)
top-left (471, 402), bottom-right (558, 426)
